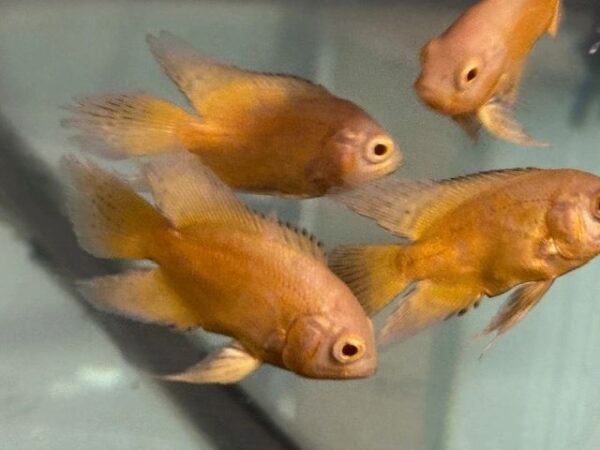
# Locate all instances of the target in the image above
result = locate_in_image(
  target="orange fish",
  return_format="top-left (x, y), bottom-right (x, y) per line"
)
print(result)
top-left (330, 168), bottom-right (600, 348)
top-left (62, 31), bottom-right (401, 198)
top-left (414, 0), bottom-right (561, 147)
top-left (64, 153), bottom-right (377, 383)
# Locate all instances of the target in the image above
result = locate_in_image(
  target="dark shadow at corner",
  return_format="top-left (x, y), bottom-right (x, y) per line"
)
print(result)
top-left (0, 113), bottom-right (300, 450)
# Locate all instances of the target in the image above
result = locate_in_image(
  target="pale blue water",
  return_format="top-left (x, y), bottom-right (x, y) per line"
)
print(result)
top-left (0, 1), bottom-right (598, 449)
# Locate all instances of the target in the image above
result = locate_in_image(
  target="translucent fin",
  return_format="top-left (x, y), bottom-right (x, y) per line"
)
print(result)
top-left (378, 281), bottom-right (480, 345)
top-left (62, 156), bottom-right (168, 259)
top-left (162, 341), bottom-right (261, 384)
top-left (479, 279), bottom-right (554, 352)
top-left (143, 154), bottom-right (326, 262)
top-left (334, 169), bottom-right (536, 240)
top-left (453, 113), bottom-right (481, 142)
top-left (329, 244), bottom-right (410, 315)
top-left (62, 92), bottom-right (202, 158)
top-left (547, 0), bottom-right (561, 38)
top-left (78, 268), bottom-right (199, 330)
top-left (478, 101), bottom-right (548, 148)
top-left (146, 31), bottom-right (329, 118)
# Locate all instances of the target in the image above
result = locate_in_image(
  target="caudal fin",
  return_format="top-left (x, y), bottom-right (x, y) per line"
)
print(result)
top-left (329, 244), bottom-right (411, 315)
top-left (62, 92), bottom-right (203, 158)
top-left (63, 156), bottom-right (169, 259)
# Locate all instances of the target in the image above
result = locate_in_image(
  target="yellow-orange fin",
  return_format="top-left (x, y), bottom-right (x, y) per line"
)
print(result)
top-left (146, 31), bottom-right (329, 119)
top-left (62, 156), bottom-right (167, 259)
top-left (547, 0), bottom-right (561, 38)
top-left (78, 268), bottom-right (199, 330)
top-left (62, 92), bottom-right (201, 158)
top-left (334, 169), bottom-right (536, 240)
top-left (478, 279), bottom-right (554, 353)
top-left (478, 101), bottom-right (548, 148)
top-left (378, 281), bottom-right (481, 345)
top-left (162, 341), bottom-right (261, 384)
top-left (329, 244), bottom-right (409, 315)
top-left (143, 154), bottom-right (326, 262)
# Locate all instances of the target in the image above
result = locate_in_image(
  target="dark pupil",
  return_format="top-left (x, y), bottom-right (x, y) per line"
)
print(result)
top-left (342, 343), bottom-right (359, 357)
top-left (466, 68), bottom-right (478, 81)
top-left (373, 144), bottom-right (388, 156)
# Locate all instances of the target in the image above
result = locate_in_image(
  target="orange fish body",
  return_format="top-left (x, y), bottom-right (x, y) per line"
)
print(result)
top-left (331, 168), bottom-right (600, 347)
top-left (415, 0), bottom-right (561, 146)
top-left (63, 32), bottom-right (401, 198)
top-left (66, 154), bottom-right (377, 383)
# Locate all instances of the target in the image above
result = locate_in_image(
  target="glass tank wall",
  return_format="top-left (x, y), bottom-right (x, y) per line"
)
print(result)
top-left (0, 1), bottom-right (598, 449)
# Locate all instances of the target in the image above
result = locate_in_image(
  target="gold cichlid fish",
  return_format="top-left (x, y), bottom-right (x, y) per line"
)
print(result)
top-left (330, 168), bottom-right (600, 348)
top-left (414, 0), bottom-right (561, 147)
top-left (62, 31), bottom-right (401, 198)
top-left (64, 153), bottom-right (377, 383)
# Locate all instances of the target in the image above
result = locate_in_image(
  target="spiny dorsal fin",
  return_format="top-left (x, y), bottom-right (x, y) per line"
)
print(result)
top-left (147, 31), bottom-right (329, 119)
top-left (334, 168), bottom-right (538, 240)
top-left (143, 154), bottom-right (326, 263)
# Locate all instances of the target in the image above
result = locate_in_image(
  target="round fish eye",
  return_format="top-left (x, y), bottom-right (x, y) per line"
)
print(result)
top-left (456, 58), bottom-right (482, 91)
top-left (332, 335), bottom-right (366, 363)
top-left (364, 136), bottom-right (394, 163)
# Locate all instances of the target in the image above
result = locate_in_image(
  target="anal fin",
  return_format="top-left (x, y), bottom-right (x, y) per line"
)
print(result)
top-left (378, 281), bottom-right (480, 345)
top-left (78, 268), bottom-right (199, 330)
top-left (162, 341), bottom-right (261, 384)
top-left (478, 101), bottom-right (548, 148)
top-left (479, 279), bottom-right (554, 352)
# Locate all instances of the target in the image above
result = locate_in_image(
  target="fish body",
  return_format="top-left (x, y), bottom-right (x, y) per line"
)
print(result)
top-left (415, 0), bottom-right (561, 146)
top-left (63, 31), bottom-right (401, 198)
top-left (65, 154), bottom-right (377, 383)
top-left (331, 168), bottom-right (600, 346)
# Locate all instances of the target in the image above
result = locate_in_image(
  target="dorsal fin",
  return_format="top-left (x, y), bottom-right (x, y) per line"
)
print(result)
top-left (334, 169), bottom-right (538, 240)
top-left (143, 154), bottom-right (326, 263)
top-left (146, 31), bottom-right (329, 119)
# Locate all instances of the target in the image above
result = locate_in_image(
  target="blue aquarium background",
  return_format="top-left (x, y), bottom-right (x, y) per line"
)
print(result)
top-left (0, 1), bottom-right (598, 449)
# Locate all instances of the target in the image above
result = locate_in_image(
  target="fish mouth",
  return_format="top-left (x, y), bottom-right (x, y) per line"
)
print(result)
top-left (415, 80), bottom-right (474, 116)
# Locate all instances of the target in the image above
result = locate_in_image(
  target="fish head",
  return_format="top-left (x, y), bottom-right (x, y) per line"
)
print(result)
top-left (326, 113), bottom-right (402, 188)
top-left (547, 172), bottom-right (600, 261)
top-left (282, 312), bottom-right (377, 380)
top-left (414, 33), bottom-right (507, 116)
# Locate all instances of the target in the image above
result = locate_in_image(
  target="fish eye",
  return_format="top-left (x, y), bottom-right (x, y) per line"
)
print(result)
top-left (332, 335), bottom-right (366, 363)
top-left (364, 136), bottom-right (394, 163)
top-left (456, 58), bottom-right (482, 91)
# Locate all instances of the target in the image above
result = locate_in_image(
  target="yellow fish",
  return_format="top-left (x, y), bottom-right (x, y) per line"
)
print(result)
top-left (64, 153), bottom-right (377, 383)
top-left (62, 31), bottom-right (401, 198)
top-left (414, 0), bottom-right (561, 147)
top-left (330, 168), bottom-right (600, 347)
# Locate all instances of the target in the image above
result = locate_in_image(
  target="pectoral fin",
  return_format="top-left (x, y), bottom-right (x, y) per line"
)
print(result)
top-left (378, 281), bottom-right (480, 345)
top-left (162, 341), bottom-right (261, 384)
top-left (479, 280), bottom-right (554, 352)
top-left (453, 113), bottom-right (481, 142)
top-left (547, 0), bottom-right (561, 38)
top-left (478, 101), bottom-right (548, 148)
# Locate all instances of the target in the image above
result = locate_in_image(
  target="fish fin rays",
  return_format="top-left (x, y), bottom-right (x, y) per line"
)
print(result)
top-left (334, 168), bottom-right (537, 240)
top-left (478, 279), bottom-right (554, 352)
top-left (62, 92), bottom-right (201, 158)
top-left (144, 154), bottom-right (326, 262)
top-left (329, 244), bottom-right (410, 315)
top-left (547, 0), bottom-right (561, 38)
top-left (378, 281), bottom-right (480, 345)
top-left (78, 269), bottom-right (199, 330)
top-left (478, 101), bottom-right (548, 148)
top-left (162, 341), bottom-right (261, 384)
top-left (147, 31), bottom-right (329, 119)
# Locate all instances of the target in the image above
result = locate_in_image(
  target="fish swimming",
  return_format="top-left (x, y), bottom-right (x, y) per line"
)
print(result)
top-left (62, 31), bottom-right (401, 198)
top-left (330, 168), bottom-right (600, 347)
top-left (414, 0), bottom-right (561, 147)
top-left (64, 153), bottom-right (377, 383)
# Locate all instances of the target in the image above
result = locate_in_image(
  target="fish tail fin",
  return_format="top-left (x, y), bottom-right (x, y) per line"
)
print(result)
top-left (62, 92), bottom-right (203, 158)
top-left (63, 156), bottom-right (169, 259)
top-left (329, 244), bottom-right (411, 315)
